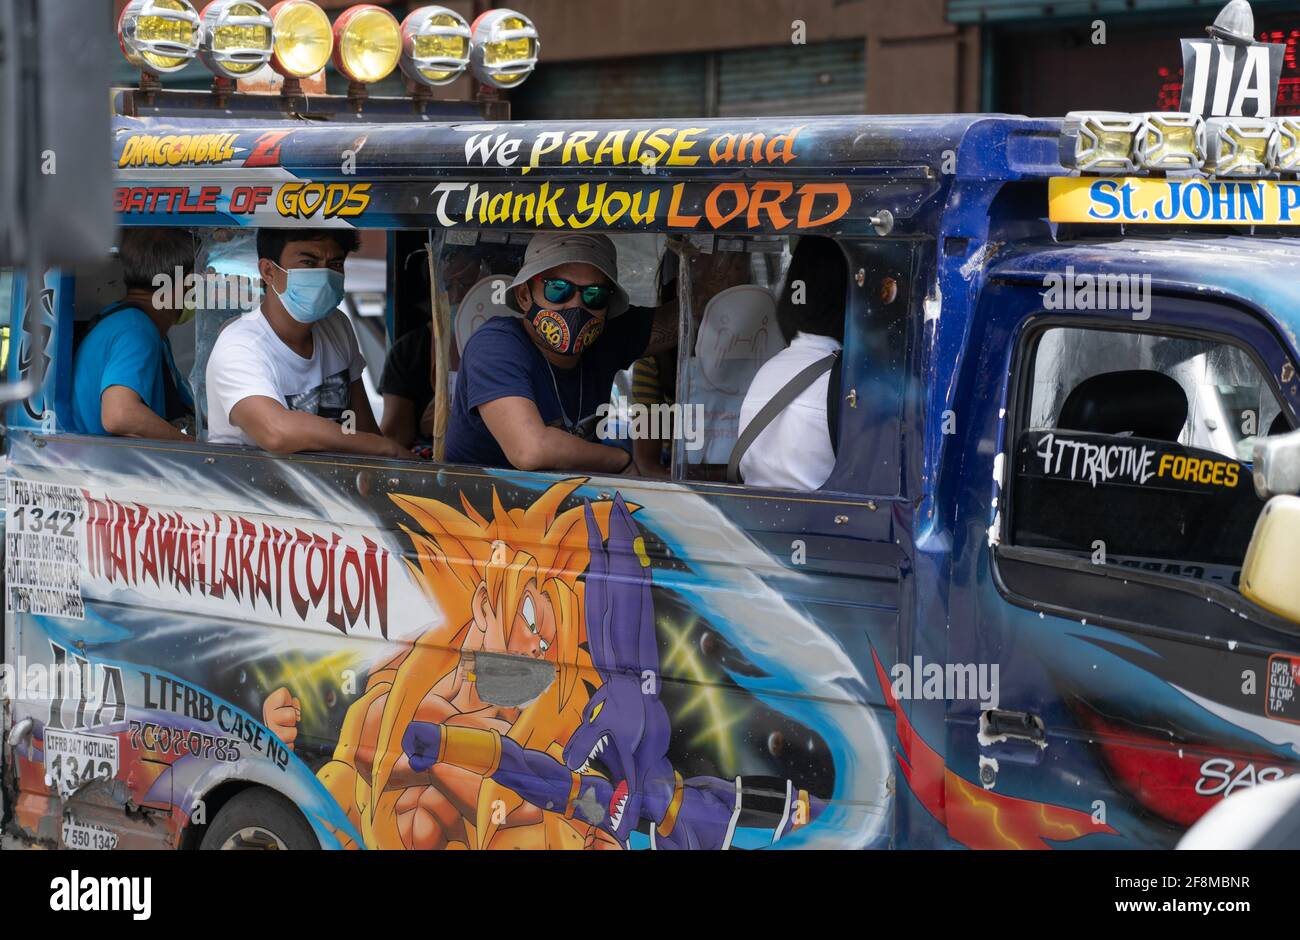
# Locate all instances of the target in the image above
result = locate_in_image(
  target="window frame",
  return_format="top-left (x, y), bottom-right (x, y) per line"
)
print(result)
top-left (993, 298), bottom-right (1300, 635)
top-left (161, 226), bottom-right (909, 505)
top-left (666, 234), bottom-right (798, 483)
top-left (421, 228), bottom-right (906, 499)
top-left (661, 234), bottom-right (913, 498)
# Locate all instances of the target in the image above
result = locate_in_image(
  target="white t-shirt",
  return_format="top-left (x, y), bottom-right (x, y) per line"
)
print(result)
top-left (736, 332), bottom-right (841, 490)
top-left (205, 306), bottom-right (365, 446)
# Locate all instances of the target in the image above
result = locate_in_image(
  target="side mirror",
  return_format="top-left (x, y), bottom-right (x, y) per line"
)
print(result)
top-left (1241, 495), bottom-right (1300, 624)
top-left (1253, 428), bottom-right (1300, 499)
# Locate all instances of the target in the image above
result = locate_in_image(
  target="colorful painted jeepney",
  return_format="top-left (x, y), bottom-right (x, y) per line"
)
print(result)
top-left (3, 81), bottom-right (1300, 851)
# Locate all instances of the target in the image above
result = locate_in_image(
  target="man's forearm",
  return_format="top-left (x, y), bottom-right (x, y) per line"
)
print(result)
top-left (528, 427), bottom-right (630, 473)
top-left (256, 409), bottom-right (394, 456)
top-left (105, 402), bottom-right (190, 442)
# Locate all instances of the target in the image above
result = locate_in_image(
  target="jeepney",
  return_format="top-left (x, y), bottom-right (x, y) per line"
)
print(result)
top-left (3, 0), bottom-right (1300, 851)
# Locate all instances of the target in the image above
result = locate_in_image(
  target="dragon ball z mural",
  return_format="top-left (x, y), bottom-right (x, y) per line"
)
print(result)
top-left (263, 480), bottom-right (823, 849)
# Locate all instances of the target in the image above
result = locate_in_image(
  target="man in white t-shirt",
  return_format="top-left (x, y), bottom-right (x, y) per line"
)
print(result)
top-left (206, 229), bottom-right (407, 458)
top-left (736, 236), bottom-right (847, 490)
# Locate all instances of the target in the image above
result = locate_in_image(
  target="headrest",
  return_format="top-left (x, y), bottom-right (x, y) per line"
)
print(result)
top-left (1059, 370), bottom-right (1188, 441)
top-left (455, 274), bottom-right (519, 356)
top-left (693, 284), bottom-right (783, 394)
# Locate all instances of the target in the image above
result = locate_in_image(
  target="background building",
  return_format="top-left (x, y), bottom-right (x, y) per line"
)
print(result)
top-left (112, 0), bottom-right (1298, 117)
top-left (955, 0), bottom-right (1300, 116)
top-left (112, 0), bottom-right (981, 114)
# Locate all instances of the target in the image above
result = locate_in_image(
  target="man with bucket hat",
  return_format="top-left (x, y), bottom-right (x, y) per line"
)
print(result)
top-left (446, 232), bottom-right (678, 472)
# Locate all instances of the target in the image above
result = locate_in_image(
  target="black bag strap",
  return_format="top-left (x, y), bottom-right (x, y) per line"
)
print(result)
top-left (75, 299), bottom-right (135, 350)
top-left (826, 354), bottom-right (843, 458)
top-left (727, 352), bottom-right (838, 484)
top-left (87, 300), bottom-right (136, 331)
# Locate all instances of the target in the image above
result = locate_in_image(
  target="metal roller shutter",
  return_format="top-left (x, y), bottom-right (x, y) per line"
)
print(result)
top-left (513, 53), bottom-right (707, 121)
top-left (717, 40), bottom-right (865, 116)
top-left (514, 40), bottom-right (865, 121)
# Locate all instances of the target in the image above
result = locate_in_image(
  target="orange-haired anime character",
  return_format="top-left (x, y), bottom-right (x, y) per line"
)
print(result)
top-left (262, 479), bottom-right (624, 849)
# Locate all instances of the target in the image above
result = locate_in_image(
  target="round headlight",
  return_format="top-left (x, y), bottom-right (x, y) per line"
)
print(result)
top-left (399, 6), bottom-right (470, 87)
top-left (199, 0), bottom-right (273, 79)
top-left (268, 0), bottom-right (332, 79)
top-left (469, 8), bottom-right (538, 89)
top-left (119, 0), bottom-right (201, 75)
top-left (333, 4), bottom-right (401, 85)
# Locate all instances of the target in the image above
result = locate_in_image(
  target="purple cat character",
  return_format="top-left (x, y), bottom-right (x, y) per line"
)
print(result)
top-left (404, 494), bottom-right (823, 848)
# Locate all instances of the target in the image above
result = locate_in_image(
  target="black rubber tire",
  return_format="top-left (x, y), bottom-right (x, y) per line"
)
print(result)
top-left (198, 788), bottom-right (319, 850)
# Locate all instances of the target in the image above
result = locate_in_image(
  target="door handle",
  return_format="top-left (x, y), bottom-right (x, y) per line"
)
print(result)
top-left (981, 709), bottom-right (1046, 745)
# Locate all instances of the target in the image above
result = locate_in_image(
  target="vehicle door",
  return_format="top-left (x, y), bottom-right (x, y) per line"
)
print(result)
top-left (953, 281), bottom-right (1300, 848)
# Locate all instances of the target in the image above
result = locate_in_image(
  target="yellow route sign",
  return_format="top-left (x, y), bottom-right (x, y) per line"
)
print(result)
top-left (1048, 176), bottom-right (1300, 226)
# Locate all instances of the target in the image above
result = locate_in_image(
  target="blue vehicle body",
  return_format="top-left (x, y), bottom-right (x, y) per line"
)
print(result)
top-left (2, 95), bottom-right (1298, 849)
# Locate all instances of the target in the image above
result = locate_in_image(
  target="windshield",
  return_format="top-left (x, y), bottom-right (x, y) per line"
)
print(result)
top-left (1031, 327), bottom-right (1286, 462)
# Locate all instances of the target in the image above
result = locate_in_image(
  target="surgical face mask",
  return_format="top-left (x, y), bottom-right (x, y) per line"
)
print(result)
top-left (269, 262), bottom-right (345, 324)
top-left (525, 293), bottom-right (605, 357)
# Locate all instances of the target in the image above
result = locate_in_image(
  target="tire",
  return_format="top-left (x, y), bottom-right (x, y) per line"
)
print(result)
top-left (198, 789), bottom-right (319, 850)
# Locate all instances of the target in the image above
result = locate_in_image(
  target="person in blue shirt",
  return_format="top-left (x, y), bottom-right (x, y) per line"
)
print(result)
top-left (446, 232), bottom-right (678, 473)
top-left (71, 227), bottom-right (196, 441)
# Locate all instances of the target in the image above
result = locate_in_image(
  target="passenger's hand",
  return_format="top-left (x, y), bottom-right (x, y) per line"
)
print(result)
top-left (263, 686), bottom-right (301, 751)
top-left (379, 438), bottom-right (416, 460)
top-left (363, 433), bottom-right (414, 460)
top-left (605, 447), bottom-right (638, 476)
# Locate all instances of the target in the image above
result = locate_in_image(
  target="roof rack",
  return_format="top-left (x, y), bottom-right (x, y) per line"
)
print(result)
top-left (114, 86), bottom-right (506, 123)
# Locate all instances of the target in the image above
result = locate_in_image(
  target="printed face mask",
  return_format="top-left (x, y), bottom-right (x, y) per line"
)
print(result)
top-left (526, 298), bottom-right (605, 357)
top-left (270, 262), bottom-right (345, 324)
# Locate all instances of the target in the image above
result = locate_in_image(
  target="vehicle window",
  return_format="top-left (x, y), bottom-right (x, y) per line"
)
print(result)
top-left (193, 229), bottom-right (261, 436)
top-left (612, 233), bottom-right (669, 308)
top-left (1029, 327), bottom-right (1286, 462)
top-left (670, 238), bottom-right (795, 482)
top-left (1011, 325), bottom-right (1289, 590)
top-left (426, 231), bottom-right (902, 491)
top-left (183, 227), bottom-right (875, 483)
top-left (194, 228), bottom-right (389, 438)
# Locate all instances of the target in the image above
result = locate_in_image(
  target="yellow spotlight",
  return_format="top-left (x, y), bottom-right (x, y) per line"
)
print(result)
top-left (1061, 112), bottom-right (1140, 175)
top-left (1135, 113), bottom-right (1205, 173)
top-left (400, 6), bottom-right (471, 87)
top-left (199, 0), bottom-right (274, 79)
top-left (1276, 117), bottom-right (1300, 176)
top-left (268, 0), bottom-right (332, 79)
top-left (333, 4), bottom-right (401, 84)
top-left (1206, 117), bottom-right (1278, 178)
top-left (469, 8), bottom-right (538, 89)
top-left (118, 0), bottom-right (200, 75)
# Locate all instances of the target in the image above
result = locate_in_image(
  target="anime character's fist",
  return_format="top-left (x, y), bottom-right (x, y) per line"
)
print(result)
top-left (403, 721), bottom-right (443, 773)
top-left (263, 687), bottom-right (301, 751)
